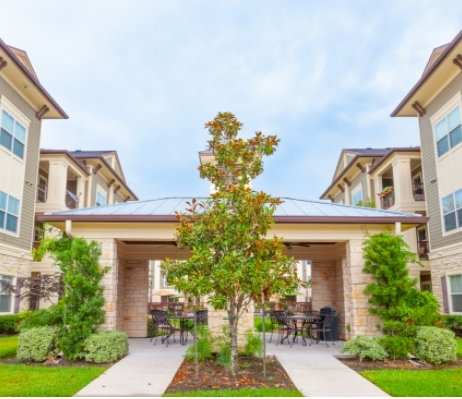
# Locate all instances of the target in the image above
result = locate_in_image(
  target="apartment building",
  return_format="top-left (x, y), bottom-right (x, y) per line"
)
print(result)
top-left (320, 147), bottom-right (431, 289)
top-left (392, 29), bottom-right (462, 315)
top-left (32, 149), bottom-right (138, 308)
top-left (0, 39), bottom-right (67, 314)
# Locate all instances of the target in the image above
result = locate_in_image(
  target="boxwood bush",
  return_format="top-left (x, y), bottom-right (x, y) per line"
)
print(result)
top-left (82, 331), bottom-right (129, 363)
top-left (340, 336), bottom-right (388, 361)
top-left (17, 326), bottom-right (60, 362)
top-left (415, 326), bottom-right (457, 364)
top-left (0, 312), bottom-right (33, 334)
top-left (20, 304), bottom-right (63, 331)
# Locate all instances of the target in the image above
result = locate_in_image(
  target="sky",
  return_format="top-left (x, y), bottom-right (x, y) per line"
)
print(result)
top-left (1, 1), bottom-right (462, 201)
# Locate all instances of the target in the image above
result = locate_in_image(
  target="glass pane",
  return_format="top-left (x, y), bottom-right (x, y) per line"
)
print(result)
top-left (14, 122), bottom-right (26, 142)
top-left (0, 295), bottom-right (11, 312)
top-left (452, 294), bottom-right (462, 312)
top-left (444, 212), bottom-right (457, 232)
top-left (0, 211), bottom-right (4, 229)
top-left (0, 129), bottom-right (12, 151)
top-left (6, 214), bottom-right (18, 233)
top-left (442, 194), bottom-right (455, 214)
top-left (435, 118), bottom-right (448, 141)
top-left (1, 111), bottom-right (14, 132)
top-left (353, 190), bottom-right (362, 205)
top-left (450, 275), bottom-right (462, 293)
top-left (0, 191), bottom-right (6, 210)
top-left (437, 136), bottom-right (450, 156)
top-left (447, 107), bottom-right (461, 131)
top-left (450, 125), bottom-right (462, 149)
top-left (12, 140), bottom-right (24, 159)
top-left (7, 196), bottom-right (19, 216)
top-left (458, 209), bottom-right (462, 229)
top-left (455, 189), bottom-right (462, 209)
top-left (417, 228), bottom-right (427, 240)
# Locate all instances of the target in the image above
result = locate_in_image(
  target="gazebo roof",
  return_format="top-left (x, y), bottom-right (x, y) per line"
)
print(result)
top-left (38, 197), bottom-right (428, 226)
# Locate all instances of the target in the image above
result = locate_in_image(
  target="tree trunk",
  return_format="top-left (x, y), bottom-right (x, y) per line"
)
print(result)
top-left (274, 294), bottom-right (282, 310)
top-left (228, 304), bottom-right (239, 377)
top-left (183, 292), bottom-right (189, 316)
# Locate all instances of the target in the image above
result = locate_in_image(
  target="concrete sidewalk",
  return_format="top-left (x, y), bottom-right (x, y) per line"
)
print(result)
top-left (75, 338), bottom-right (187, 397)
top-left (76, 336), bottom-right (388, 397)
top-left (266, 336), bottom-right (388, 397)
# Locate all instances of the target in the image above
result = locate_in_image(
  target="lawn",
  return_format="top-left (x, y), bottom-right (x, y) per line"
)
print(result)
top-left (0, 335), bottom-right (18, 359)
top-left (0, 363), bottom-right (107, 397)
top-left (457, 338), bottom-right (462, 358)
top-left (164, 387), bottom-right (303, 397)
top-left (361, 368), bottom-right (462, 397)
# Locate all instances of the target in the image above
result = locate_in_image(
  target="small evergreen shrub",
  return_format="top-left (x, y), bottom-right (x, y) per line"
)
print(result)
top-left (17, 326), bottom-right (60, 362)
top-left (0, 314), bottom-right (21, 334)
top-left (443, 315), bottom-right (462, 334)
top-left (216, 333), bottom-right (232, 369)
top-left (379, 336), bottom-right (414, 360)
top-left (83, 331), bottom-right (129, 363)
top-left (254, 317), bottom-right (273, 333)
top-left (185, 326), bottom-right (213, 361)
top-left (415, 327), bottom-right (457, 364)
top-left (20, 304), bottom-right (64, 330)
top-left (340, 336), bottom-right (388, 361)
top-left (241, 329), bottom-right (263, 357)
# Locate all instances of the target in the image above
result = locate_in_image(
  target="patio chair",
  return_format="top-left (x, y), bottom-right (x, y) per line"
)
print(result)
top-left (301, 310), bottom-right (320, 338)
top-left (309, 313), bottom-right (335, 347)
top-left (150, 309), bottom-right (180, 347)
top-left (266, 310), bottom-right (279, 343)
top-left (273, 310), bottom-right (294, 347)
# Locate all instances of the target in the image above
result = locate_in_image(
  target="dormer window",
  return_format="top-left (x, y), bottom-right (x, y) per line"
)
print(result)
top-left (434, 106), bottom-right (462, 157)
top-left (96, 191), bottom-right (106, 207)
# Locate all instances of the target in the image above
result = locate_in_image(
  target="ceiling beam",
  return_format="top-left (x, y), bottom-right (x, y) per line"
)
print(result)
top-left (114, 185), bottom-right (121, 194)
top-left (35, 105), bottom-right (49, 120)
top-left (107, 179), bottom-right (115, 188)
top-left (337, 184), bottom-right (345, 193)
top-left (93, 164), bottom-right (102, 175)
top-left (356, 163), bottom-right (366, 173)
top-left (411, 101), bottom-right (426, 117)
top-left (343, 177), bottom-right (351, 187)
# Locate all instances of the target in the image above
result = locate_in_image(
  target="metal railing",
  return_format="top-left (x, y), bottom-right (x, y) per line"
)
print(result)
top-left (413, 182), bottom-right (425, 201)
top-left (381, 191), bottom-right (395, 209)
top-left (37, 184), bottom-right (47, 203)
top-left (417, 240), bottom-right (429, 260)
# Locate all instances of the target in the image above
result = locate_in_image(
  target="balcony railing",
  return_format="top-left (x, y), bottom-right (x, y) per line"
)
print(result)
top-left (36, 184), bottom-right (47, 203)
top-left (413, 182), bottom-right (425, 201)
top-left (417, 240), bottom-right (429, 260)
top-left (381, 191), bottom-right (395, 209)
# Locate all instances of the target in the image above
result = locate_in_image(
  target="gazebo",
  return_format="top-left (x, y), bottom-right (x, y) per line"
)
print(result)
top-left (38, 197), bottom-right (428, 341)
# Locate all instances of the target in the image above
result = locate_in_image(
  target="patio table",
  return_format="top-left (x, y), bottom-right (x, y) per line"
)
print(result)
top-left (168, 315), bottom-right (195, 345)
top-left (287, 315), bottom-right (321, 346)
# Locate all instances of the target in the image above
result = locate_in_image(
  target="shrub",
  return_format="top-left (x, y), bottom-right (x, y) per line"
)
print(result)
top-left (241, 329), bottom-right (263, 357)
top-left (185, 326), bottom-right (213, 361)
top-left (415, 327), bottom-right (457, 364)
top-left (216, 332), bottom-right (231, 369)
top-left (17, 326), bottom-right (60, 362)
top-left (0, 314), bottom-right (21, 334)
top-left (20, 303), bottom-right (64, 330)
top-left (254, 317), bottom-right (273, 333)
top-left (379, 336), bottom-right (414, 360)
top-left (83, 331), bottom-right (129, 363)
top-left (340, 336), bottom-right (388, 361)
top-left (443, 315), bottom-right (462, 334)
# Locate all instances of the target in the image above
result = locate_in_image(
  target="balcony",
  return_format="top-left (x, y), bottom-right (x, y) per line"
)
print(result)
top-left (413, 182), bottom-right (425, 201)
top-left (36, 184), bottom-right (47, 203)
top-left (380, 190), bottom-right (395, 210)
top-left (417, 240), bottom-right (429, 260)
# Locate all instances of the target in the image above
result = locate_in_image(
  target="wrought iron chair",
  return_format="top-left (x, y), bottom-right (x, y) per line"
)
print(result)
top-left (301, 310), bottom-right (320, 339)
top-left (273, 310), bottom-right (294, 347)
top-left (150, 309), bottom-right (180, 347)
top-left (309, 313), bottom-right (335, 347)
top-left (266, 310), bottom-right (279, 343)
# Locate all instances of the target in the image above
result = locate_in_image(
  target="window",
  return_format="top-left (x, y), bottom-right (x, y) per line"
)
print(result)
top-left (450, 275), bottom-right (462, 313)
top-left (0, 275), bottom-right (13, 313)
top-left (441, 189), bottom-right (462, 232)
top-left (434, 107), bottom-right (462, 157)
top-left (0, 110), bottom-right (26, 159)
top-left (163, 277), bottom-right (170, 287)
top-left (352, 188), bottom-right (363, 206)
top-left (0, 190), bottom-right (20, 233)
top-left (96, 191), bottom-right (106, 207)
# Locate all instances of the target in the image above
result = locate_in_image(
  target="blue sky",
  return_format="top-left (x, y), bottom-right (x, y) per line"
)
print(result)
top-left (1, 1), bottom-right (462, 201)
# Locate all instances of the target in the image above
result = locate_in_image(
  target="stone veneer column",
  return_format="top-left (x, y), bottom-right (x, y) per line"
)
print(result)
top-left (311, 260), bottom-right (337, 311)
top-left (344, 239), bottom-right (381, 338)
top-left (98, 239), bottom-right (119, 332)
top-left (430, 252), bottom-right (462, 313)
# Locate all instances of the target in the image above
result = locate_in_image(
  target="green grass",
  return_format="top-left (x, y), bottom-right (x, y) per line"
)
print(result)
top-left (254, 317), bottom-right (275, 333)
top-left (361, 369), bottom-right (462, 397)
top-left (164, 387), bottom-right (303, 397)
top-left (0, 363), bottom-right (106, 397)
top-left (457, 338), bottom-right (462, 358)
top-left (0, 335), bottom-right (18, 359)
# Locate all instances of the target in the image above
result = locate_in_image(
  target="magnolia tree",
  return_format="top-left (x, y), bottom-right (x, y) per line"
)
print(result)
top-left (161, 112), bottom-right (301, 376)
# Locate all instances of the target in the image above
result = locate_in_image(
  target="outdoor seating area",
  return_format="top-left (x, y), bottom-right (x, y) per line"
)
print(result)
top-left (150, 308), bottom-right (208, 347)
top-left (266, 308), bottom-right (337, 348)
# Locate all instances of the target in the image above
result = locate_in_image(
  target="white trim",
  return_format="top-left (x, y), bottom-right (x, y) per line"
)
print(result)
top-left (351, 184), bottom-right (363, 206)
top-left (447, 273), bottom-right (462, 315)
top-left (440, 187), bottom-right (462, 237)
top-left (96, 184), bottom-right (107, 207)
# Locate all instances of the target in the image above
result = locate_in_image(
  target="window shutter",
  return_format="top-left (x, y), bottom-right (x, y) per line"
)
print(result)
top-left (13, 277), bottom-right (22, 314)
top-left (441, 276), bottom-right (449, 313)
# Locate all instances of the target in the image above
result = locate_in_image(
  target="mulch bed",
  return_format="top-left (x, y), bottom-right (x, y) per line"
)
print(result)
top-left (165, 355), bottom-right (297, 394)
top-left (339, 357), bottom-right (462, 372)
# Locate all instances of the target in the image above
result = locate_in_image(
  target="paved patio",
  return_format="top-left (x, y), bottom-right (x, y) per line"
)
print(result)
top-left (75, 336), bottom-right (388, 397)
